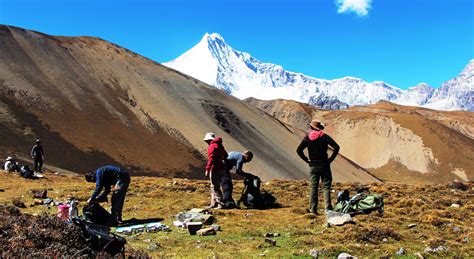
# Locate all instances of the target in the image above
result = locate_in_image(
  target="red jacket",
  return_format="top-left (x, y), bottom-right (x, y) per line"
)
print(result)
top-left (206, 137), bottom-right (228, 172)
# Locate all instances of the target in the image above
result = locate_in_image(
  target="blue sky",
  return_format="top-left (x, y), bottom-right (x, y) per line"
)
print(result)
top-left (0, 0), bottom-right (472, 89)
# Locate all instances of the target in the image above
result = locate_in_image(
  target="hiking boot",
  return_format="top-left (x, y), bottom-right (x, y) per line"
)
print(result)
top-left (205, 204), bottom-right (217, 209)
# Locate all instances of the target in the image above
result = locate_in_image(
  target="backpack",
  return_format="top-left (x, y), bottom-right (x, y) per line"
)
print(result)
top-left (73, 218), bottom-right (126, 256)
top-left (83, 202), bottom-right (111, 225)
top-left (334, 191), bottom-right (384, 214)
top-left (20, 165), bottom-right (34, 178)
top-left (237, 173), bottom-right (265, 209)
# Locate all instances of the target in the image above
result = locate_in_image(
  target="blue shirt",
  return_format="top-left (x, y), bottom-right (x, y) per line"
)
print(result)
top-left (226, 152), bottom-right (245, 174)
top-left (91, 165), bottom-right (128, 200)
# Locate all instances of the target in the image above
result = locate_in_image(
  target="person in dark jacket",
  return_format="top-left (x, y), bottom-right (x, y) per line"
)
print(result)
top-left (85, 165), bottom-right (131, 225)
top-left (31, 139), bottom-right (44, 173)
top-left (203, 132), bottom-right (228, 209)
top-left (222, 150), bottom-right (253, 208)
top-left (297, 120), bottom-right (339, 214)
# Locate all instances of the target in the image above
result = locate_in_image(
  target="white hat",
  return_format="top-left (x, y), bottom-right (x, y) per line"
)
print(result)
top-left (203, 132), bottom-right (216, 141)
top-left (6, 156), bottom-right (13, 161)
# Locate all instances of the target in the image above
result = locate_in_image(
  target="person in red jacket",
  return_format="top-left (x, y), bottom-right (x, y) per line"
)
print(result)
top-left (203, 132), bottom-right (228, 209)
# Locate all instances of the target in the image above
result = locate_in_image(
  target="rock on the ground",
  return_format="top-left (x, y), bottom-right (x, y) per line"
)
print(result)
top-left (338, 252), bottom-right (357, 259)
top-left (424, 246), bottom-right (448, 253)
top-left (264, 238), bottom-right (277, 246)
top-left (327, 211), bottom-right (354, 226)
top-left (310, 249), bottom-right (321, 258)
top-left (408, 223), bottom-right (417, 229)
top-left (196, 227), bottom-right (216, 236)
top-left (396, 247), bottom-right (405, 255)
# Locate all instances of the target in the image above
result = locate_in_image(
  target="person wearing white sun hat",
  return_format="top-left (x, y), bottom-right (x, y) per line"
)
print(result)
top-left (203, 132), bottom-right (228, 209)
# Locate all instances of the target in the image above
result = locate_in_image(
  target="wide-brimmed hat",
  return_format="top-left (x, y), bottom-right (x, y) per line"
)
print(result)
top-left (309, 119), bottom-right (325, 130)
top-left (203, 132), bottom-right (216, 141)
top-left (6, 156), bottom-right (13, 161)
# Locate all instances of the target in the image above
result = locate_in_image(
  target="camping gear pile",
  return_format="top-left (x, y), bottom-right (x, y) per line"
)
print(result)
top-left (174, 208), bottom-right (218, 235)
top-left (0, 205), bottom-right (147, 257)
top-left (116, 222), bottom-right (170, 235)
top-left (333, 189), bottom-right (384, 215)
top-left (326, 188), bottom-right (384, 226)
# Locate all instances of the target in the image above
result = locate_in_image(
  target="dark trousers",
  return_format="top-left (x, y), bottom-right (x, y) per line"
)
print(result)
top-left (111, 174), bottom-right (130, 222)
top-left (221, 170), bottom-right (235, 207)
top-left (309, 164), bottom-right (333, 213)
top-left (34, 158), bottom-right (43, 172)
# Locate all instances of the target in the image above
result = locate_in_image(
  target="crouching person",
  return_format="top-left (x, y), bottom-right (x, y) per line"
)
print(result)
top-left (85, 165), bottom-right (130, 226)
top-left (222, 150), bottom-right (253, 208)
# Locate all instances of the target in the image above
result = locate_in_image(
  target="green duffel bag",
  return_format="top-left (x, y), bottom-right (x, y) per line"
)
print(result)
top-left (334, 192), bottom-right (384, 214)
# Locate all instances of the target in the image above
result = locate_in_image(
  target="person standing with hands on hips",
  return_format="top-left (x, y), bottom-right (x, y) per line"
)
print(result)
top-left (296, 120), bottom-right (339, 215)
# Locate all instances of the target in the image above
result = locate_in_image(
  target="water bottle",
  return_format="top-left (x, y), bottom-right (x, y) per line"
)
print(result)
top-left (68, 200), bottom-right (78, 220)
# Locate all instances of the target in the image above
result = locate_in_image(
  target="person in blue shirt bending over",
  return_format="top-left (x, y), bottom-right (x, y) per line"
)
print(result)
top-left (85, 165), bottom-right (131, 226)
top-left (222, 150), bottom-right (253, 208)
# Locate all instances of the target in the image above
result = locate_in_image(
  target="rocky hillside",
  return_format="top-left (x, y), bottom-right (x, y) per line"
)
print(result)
top-left (246, 98), bottom-right (474, 183)
top-left (0, 25), bottom-right (379, 182)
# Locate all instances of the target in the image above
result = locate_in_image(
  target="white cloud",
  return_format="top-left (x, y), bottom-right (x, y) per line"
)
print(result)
top-left (336, 0), bottom-right (372, 16)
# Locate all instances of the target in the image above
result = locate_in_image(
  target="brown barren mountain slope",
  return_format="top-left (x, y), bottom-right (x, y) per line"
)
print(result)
top-left (246, 98), bottom-right (474, 183)
top-left (0, 25), bottom-right (379, 182)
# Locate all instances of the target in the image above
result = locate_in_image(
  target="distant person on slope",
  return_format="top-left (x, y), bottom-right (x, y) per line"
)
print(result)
top-left (85, 165), bottom-right (131, 226)
top-left (296, 120), bottom-right (339, 215)
top-left (222, 150), bottom-right (254, 208)
top-left (31, 139), bottom-right (44, 173)
top-left (204, 132), bottom-right (228, 209)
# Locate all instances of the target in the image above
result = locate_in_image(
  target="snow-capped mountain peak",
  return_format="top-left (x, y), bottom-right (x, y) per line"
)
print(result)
top-left (164, 34), bottom-right (473, 111)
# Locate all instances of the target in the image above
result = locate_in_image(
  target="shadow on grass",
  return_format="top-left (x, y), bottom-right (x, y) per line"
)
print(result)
top-left (119, 217), bottom-right (164, 227)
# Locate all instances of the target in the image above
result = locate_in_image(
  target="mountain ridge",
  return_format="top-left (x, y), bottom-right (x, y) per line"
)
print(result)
top-left (0, 25), bottom-right (380, 183)
top-left (165, 33), bottom-right (473, 111)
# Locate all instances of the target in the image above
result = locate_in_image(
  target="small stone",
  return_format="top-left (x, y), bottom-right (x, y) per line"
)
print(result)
top-left (264, 232), bottom-right (280, 237)
top-left (310, 249), bottom-right (321, 258)
top-left (264, 238), bottom-right (277, 246)
top-left (258, 253), bottom-right (266, 257)
top-left (12, 198), bottom-right (26, 208)
top-left (31, 189), bottom-right (48, 199)
top-left (396, 247), bottom-right (405, 255)
top-left (414, 252), bottom-right (424, 258)
top-left (196, 227), bottom-right (216, 236)
top-left (448, 181), bottom-right (468, 191)
top-left (217, 239), bottom-right (223, 244)
top-left (382, 238), bottom-right (388, 242)
top-left (408, 223), bottom-right (417, 229)
top-left (452, 226), bottom-right (461, 232)
top-left (463, 237), bottom-right (470, 243)
top-left (337, 252), bottom-right (357, 259)
top-left (143, 238), bottom-right (152, 243)
top-left (450, 203), bottom-right (460, 208)
top-left (147, 242), bottom-right (160, 250)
